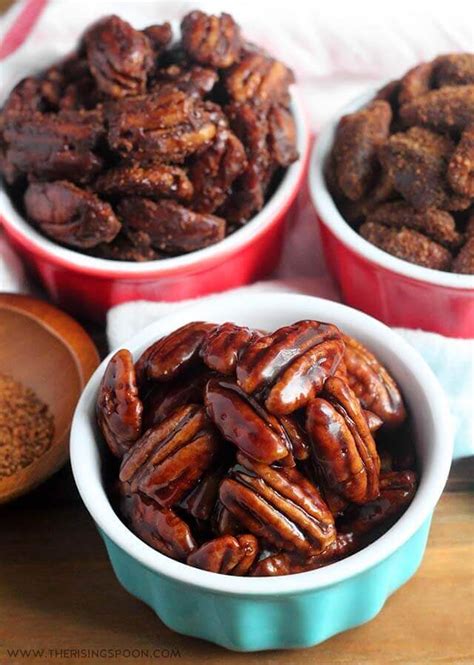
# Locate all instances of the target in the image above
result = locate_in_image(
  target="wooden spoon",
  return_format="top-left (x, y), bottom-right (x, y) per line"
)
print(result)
top-left (0, 294), bottom-right (99, 503)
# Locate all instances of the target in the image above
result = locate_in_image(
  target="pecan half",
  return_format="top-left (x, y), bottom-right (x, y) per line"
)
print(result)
top-left (452, 235), bottom-right (474, 274)
top-left (85, 15), bottom-right (154, 98)
top-left (267, 104), bottom-right (299, 167)
top-left (448, 125), bottom-right (474, 198)
top-left (225, 53), bottom-right (294, 106)
top-left (119, 404), bottom-right (219, 507)
top-left (204, 379), bottom-right (293, 465)
top-left (400, 85), bottom-right (474, 133)
top-left (122, 492), bottom-right (197, 560)
top-left (398, 62), bottom-right (434, 106)
top-left (250, 552), bottom-right (292, 576)
top-left (117, 198), bottom-right (226, 254)
top-left (187, 534), bottom-right (258, 574)
top-left (433, 54), bottom-right (474, 87)
top-left (306, 377), bottom-right (380, 504)
top-left (181, 11), bottom-right (242, 69)
top-left (97, 349), bottom-right (143, 458)
top-left (236, 320), bottom-right (344, 414)
top-left (151, 64), bottom-right (218, 97)
top-left (95, 163), bottom-right (194, 201)
top-left (200, 322), bottom-right (259, 374)
top-left (143, 23), bottom-right (173, 55)
top-left (24, 181), bottom-right (121, 249)
top-left (135, 322), bottom-right (216, 383)
top-left (180, 466), bottom-right (225, 521)
top-left (220, 453), bottom-right (335, 555)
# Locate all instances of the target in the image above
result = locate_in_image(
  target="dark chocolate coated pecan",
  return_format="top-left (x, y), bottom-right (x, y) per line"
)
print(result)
top-left (307, 377), bottom-right (380, 504)
top-left (181, 11), bottom-right (242, 69)
top-left (85, 15), bottom-right (154, 98)
top-left (95, 163), bottom-right (194, 201)
top-left (225, 53), bottom-right (294, 106)
top-left (204, 379), bottom-right (293, 465)
top-left (187, 534), bottom-right (258, 574)
top-left (400, 85), bottom-right (474, 133)
top-left (24, 181), bottom-right (120, 249)
top-left (135, 322), bottom-right (216, 383)
top-left (117, 198), bottom-right (226, 254)
top-left (122, 492), bottom-right (197, 560)
top-left (3, 110), bottom-right (104, 183)
top-left (220, 453), bottom-right (335, 555)
top-left (332, 100), bottom-right (392, 201)
top-left (119, 404), bottom-right (219, 507)
top-left (200, 322), bottom-right (259, 375)
top-left (97, 349), bottom-right (143, 457)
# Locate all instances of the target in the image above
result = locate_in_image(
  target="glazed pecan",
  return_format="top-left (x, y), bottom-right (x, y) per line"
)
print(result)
top-left (236, 320), bottom-right (344, 414)
top-left (189, 129), bottom-right (248, 213)
top-left (143, 23), bottom-right (173, 55)
top-left (225, 52), bottom-right (294, 106)
top-left (92, 229), bottom-right (159, 262)
top-left (199, 322), bottom-right (259, 375)
top-left (135, 322), bottom-right (216, 383)
top-left (365, 201), bottom-right (463, 250)
top-left (306, 377), bottom-right (380, 504)
top-left (181, 11), bottom-right (242, 69)
top-left (378, 127), bottom-right (469, 211)
top-left (119, 404), bottom-right (219, 507)
top-left (97, 349), bottom-right (143, 458)
top-left (342, 335), bottom-right (406, 427)
top-left (400, 85), bottom-right (474, 133)
top-left (448, 125), bottom-right (474, 198)
top-left (180, 465), bottom-right (226, 521)
top-left (122, 492), bottom-right (197, 560)
top-left (332, 100), bottom-right (392, 201)
top-left (3, 110), bottom-right (104, 183)
top-left (85, 15), bottom-right (154, 98)
top-left (151, 64), bottom-right (218, 97)
top-left (117, 198), bottom-right (226, 254)
top-left (187, 534), bottom-right (258, 574)
top-left (250, 552), bottom-right (292, 576)
top-left (95, 163), bottom-right (194, 201)
top-left (220, 453), bottom-right (336, 555)
top-left (204, 379), bottom-right (293, 465)
top-left (24, 181), bottom-right (121, 249)
top-left (212, 501), bottom-right (243, 536)
top-left (359, 221), bottom-right (453, 271)
top-left (398, 62), bottom-right (434, 106)
top-left (106, 89), bottom-right (217, 162)
top-left (267, 104), bottom-right (299, 167)
top-left (2, 76), bottom-right (53, 116)
top-left (433, 54), bottom-right (474, 87)
top-left (279, 415), bottom-right (310, 461)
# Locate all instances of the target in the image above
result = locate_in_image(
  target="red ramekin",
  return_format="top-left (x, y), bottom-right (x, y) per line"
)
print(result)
top-left (309, 91), bottom-right (474, 338)
top-left (0, 93), bottom-right (309, 322)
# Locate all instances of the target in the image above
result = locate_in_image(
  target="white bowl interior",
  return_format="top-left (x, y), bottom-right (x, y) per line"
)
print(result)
top-left (309, 89), bottom-right (474, 290)
top-left (71, 293), bottom-right (452, 595)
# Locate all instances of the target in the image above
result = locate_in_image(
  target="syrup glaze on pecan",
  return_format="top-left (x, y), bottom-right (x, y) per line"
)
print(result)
top-left (99, 319), bottom-right (417, 576)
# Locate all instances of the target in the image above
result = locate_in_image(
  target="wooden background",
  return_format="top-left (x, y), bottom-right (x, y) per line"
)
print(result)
top-left (1, 1), bottom-right (473, 663)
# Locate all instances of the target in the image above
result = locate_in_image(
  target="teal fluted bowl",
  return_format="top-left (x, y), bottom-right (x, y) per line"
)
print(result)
top-left (71, 294), bottom-right (452, 652)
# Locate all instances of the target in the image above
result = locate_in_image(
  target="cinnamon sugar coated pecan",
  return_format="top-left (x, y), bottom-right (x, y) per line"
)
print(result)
top-left (328, 53), bottom-right (474, 273)
top-left (98, 319), bottom-right (417, 576)
top-left (1, 10), bottom-right (298, 261)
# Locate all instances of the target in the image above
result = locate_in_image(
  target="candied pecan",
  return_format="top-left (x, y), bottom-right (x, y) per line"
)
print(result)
top-left (1, 77), bottom-right (51, 116)
top-left (267, 104), bottom-right (299, 167)
top-left (250, 552), bottom-right (292, 576)
top-left (279, 415), bottom-right (310, 461)
top-left (448, 125), bottom-right (474, 198)
top-left (85, 15), bottom-right (154, 98)
top-left (106, 89), bottom-right (217, 161)
top-left (336, 169), bottom-right (396, 225)
top-left (212, 501), bottom-right (243, 536)
top-left (96, 349), bottom-right (143, 457)
top-left (122, 492), bottom-right (197, 560)
top-left (220, 453), bottom-right (336, 555)
top-left (135, 322), bottom-right (216, 383)
top-left (360, 221), bottom-right (453, 270)
top-left (366, 201), bottom-right (463, 250)
top-left (117, 198), bottom-right (226, 254)
top-left (378, 126), bottom-right (469, 211)
top-left (181, 11), bottom-right (242, 69)
top-left (189, 129), bottom-right (247, 213)
top-left (433, 54), bottom-right (474, 87)
top-left (236, 320), bottom-right (344, 414)
top-left (225, 52), bottom-right (294, 106)
top-left (364, 410), bottom-right (384, 433)
top-left (204, 379), bottom-right (293, 465)
top-left (375, 78), bottom-right (401, 115)
top-left (3, 110), bottom-right (104, 183)
top-left (151, 64), bottom-right (218, 97)
top-left (143, 23), bottom-right (173, 54)
top-left (307, 377), bottom-right (380, 504)
top-left (119, 404), bottom-right (219, 507)
top-left (398, 62), bottom-right (434, 106)
top-left (95, 163), bottom-right (194, 201)
top-left (200, 322), bottom-right (259, 374)
top-left (452, 235), bottom-right (474, 274)
top-left (24, 181), bottom-right (121, 249)
top-left (342, 334), bottom-right (406, 427)
top-left (400, 85), bottom-right (474, 133)
top-left (92, 229), bottom-right (159, 262)
top-left (332, 100), bottom-right (392, 201)
top-left (187, 534), bottom-right (258, 574)
top-left (180, 466), bottom-right (226, 520)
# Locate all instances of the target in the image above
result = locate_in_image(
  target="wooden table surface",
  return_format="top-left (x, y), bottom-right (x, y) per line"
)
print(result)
top-left (1, 1), bottom-right (473, 663)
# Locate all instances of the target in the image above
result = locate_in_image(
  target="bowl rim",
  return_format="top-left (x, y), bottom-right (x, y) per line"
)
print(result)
top-left (309, 88), bottom-right (474, 290)
top-left (70, 292), bottom-right (453, 596)
top-left (0, 90), bottom-right (309, 278)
